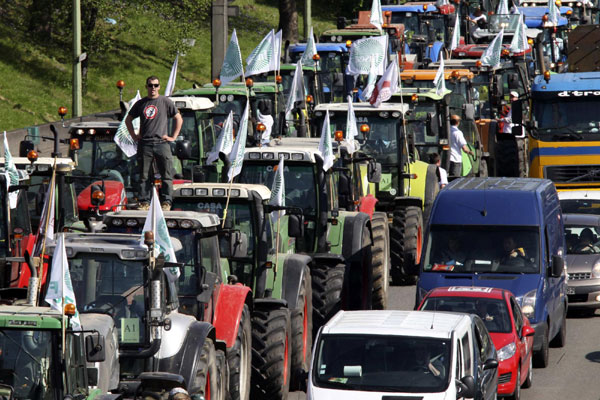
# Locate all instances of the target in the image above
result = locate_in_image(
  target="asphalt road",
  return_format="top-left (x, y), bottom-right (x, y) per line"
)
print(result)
top-left (389, 285), bottom-right (600, 400)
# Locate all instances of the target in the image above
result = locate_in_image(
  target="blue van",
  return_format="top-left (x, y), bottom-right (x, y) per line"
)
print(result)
top-left (416, 177), bottom-right (567, 368)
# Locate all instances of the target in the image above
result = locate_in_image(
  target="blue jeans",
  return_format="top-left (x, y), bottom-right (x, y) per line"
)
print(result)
top-left (137, 142), bottom-right (173, 204)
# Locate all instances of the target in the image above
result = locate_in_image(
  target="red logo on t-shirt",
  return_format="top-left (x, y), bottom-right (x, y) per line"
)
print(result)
top-left (144, 105), bottom-right (158, 120)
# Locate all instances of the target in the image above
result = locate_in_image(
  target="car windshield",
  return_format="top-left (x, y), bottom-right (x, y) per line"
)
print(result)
top-left (565, 224), bottom-right (600, 254)
top-left (560, 199), bottom-right (600, 215)
top-left (533, 97), bottom-right (600, 139)
top-left (70, 253), bottom-right (147, 344)
top-left (422, 296), bottom-right (512, 333)
top-left (0, 329), bottom-right (55, 400)
top-left (423, 225), bottom-right (540, 274)
top-left (314, 335), bottom-right (451, 393)
top-left (239, 163), bottom-right (318, 216)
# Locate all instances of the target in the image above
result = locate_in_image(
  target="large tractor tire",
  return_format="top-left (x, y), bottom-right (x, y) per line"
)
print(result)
top-left (312, 262), bottom-right (345, 335)
top-left (215, 349), bottom-right (229, 400)
top-left (424, 164), bottom-right (440, 225)
top-left (290, 266), bottom-right (313, 391)
top-left (345, 225), bottom-right (373, 311)
top-left (371, 212), bottom-right (390, 310)
top-left (227, 304), bottom-right (252, 400)
top-left (197, 337), bottom-right (221, 400)
top-left (250, 307), bottom-right (292, 400)
top-left (496, 137), bottom-right (527, 177)
top-left (390, 206), bottom-right (423, 286)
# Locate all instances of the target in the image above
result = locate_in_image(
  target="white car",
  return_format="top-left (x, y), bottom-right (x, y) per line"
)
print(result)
top-left (308, 310), bottom-right (498, 400)
top-left (558, 189), bottom-right (600, 215)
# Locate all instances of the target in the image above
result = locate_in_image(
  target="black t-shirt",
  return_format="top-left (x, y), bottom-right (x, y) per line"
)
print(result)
top-left (129, 96), bottom-right (178, 143)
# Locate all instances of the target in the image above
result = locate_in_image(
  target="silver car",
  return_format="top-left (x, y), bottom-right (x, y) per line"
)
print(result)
top-left (564, 214), bottom-right (600, 314)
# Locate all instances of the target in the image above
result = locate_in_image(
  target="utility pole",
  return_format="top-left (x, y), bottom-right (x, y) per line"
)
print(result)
top-left (304, 0), bottom-right (312, 40)
top-left (211, 0), bottom-right (239, 80)
top-left (72, 0), bottom-right (82, 117)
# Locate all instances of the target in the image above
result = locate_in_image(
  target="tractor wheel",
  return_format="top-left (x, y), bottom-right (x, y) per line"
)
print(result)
top-left (227, 304), bottom-right (252, 400)
top-left (312, 262), bottom-right (345, 335)
top-left (291, 266), bottom-right (313, 390)
top-left (496, 138), bottom-right (521, 177)
top-left (424, 164), bottom-right (440, 224)
top-left (390, 206), bottom-right (423, 286)
top-left (251, 307), bottom-right (292, 400)
top-left (346, 224), bottom-right (373, 310)
top-left (215, 349), bottom-right (229, 400)
top-left (371, 212), bottom-right (390, 310)
top-left (197, 337), bottom-right (220, 400)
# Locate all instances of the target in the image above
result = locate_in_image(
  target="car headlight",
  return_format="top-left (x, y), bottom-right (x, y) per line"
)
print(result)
top-left (518, 289), bottom-right (537, 319)
top-left (592, 261), bottom-right (600, 278)
top-left (497, 342), bottom-right (516, 362)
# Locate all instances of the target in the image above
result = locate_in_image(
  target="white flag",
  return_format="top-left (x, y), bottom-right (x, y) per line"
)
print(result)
top-left (269, 157), bottom-right (286, 223)
top-left (510, 14), bottom-right (529, 53)
top-left (318, 110), bottom-right (335, 171)
top-left (548, 0), bottom-right (559, 25)
top-left (115, 91), bottom-right (141, 158)
top-left (285, 61), bottom-right (305, 119)
top-left (246, 30), bottom-right (276, 76)
top-left (258, 110), bottom-right (274, 145)
top-left (497, 0), bottom-right (509, 14)
top-left (360, 57), bottom-right (378, 101)
top-left (228, 100), bottom-right (250, 181)
top-left (33, 178), bottom-right (56, 256)
top-left (370, 0), bottom-right (383, 30)
top-left (45, 233), bottom-right (82, 331)
top-left (370, 58), bottom-right (399, 107)
top-left (301, 27), bottom-right (318, 67)
top-left (274, 30), bottom-right (283, 72)
top-left (433, 56), bottom-right (447, 96)
top-left (345, 99), bottom-right (360, 155)
top-left (479, 29), bottom-right (504, 68)
top-left (141, 188), bottom-right (179, 282)
top-left (206, 111), bottom-right (235, 164)
top-left (3, 132), bottom-right (19, 208)
top-left (220, 29), bottom-right (244, 86)
top-left (347, 36), bottom-right (388, 76)
top-left (164, 53), bottom-right (179, 97)
top-left (450, 11), bottom-right (461, 51)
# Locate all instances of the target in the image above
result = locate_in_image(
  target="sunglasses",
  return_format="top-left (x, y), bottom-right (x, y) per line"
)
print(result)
top-left (147, 83), bottom-right (160, 88)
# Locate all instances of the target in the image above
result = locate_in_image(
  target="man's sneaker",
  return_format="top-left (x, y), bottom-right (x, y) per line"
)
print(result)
top-left (138, 202), bottom-right (151, 211)
top-left (161, 202), bottom-right (171, 211)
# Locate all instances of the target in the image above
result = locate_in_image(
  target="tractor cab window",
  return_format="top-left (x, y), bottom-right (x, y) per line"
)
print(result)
top-left (391, 13), bottom-right (421, 35)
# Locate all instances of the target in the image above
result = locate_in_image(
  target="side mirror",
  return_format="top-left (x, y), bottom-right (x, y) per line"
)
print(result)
top-left (456, 375), bottom-right (475, 399)
top-left (426, 112), bottom-right (438, 137)
top-left (85, 334), bottom-right (106, 362)
top-left (483, 358), bottom-right (499, 370)
top-left (463, 104), bottom-right (475, 121)
top-left (288, 214), bottom-right (305, 238)
top-left (367, 162), bottom-right (382, 183)
top-left (230, 231), bottom-right (249, 258)
top-left (19, 140), bottom-right (35, 158)
top-left (522, 325), bottom-right (535, 337)
top-left (175, 140), bottom-right (193, 160)
top-left (551, 255), bottom-right (564, 278)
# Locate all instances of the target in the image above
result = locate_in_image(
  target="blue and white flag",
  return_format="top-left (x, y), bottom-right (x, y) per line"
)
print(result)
top-left (220, 29), bottom-right (244, 86)
top-left (115, 91), bottom-right (141, 158)
top-left (269, 157), bottom-right (286, 223)
top-left (301, 27), bottom-right (318, 67)
top-left (206, 111), bottom-right (235, 164)
top-left (370, 0), bottom-right (383, 30)
top-left (345, 99), bottom-right (360, 155)
top-left (433, 56), bottom-right (447, 96)
top-left (246, 30), bottom-right (278, 76)
top-left (318, 110), bottom-right (335, 171)
top-left (479, 29), bottom-right (504, 68)
top-left (285, 61), bottom-right (305, 119)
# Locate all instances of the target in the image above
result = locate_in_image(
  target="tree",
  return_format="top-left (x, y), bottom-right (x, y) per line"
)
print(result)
top-left (278, 0), bottom-right (298, 43)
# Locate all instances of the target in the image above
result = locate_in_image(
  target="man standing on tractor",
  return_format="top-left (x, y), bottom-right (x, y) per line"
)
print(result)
top-left (499, 91), bottom-right (519, 134)
top-left (449, 114), bottom-right (473, 177)
top-left (125, 75), bottom-right (182, 211)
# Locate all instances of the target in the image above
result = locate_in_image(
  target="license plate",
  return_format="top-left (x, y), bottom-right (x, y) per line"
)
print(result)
top-left (567, 287), bottom-right (575, 295)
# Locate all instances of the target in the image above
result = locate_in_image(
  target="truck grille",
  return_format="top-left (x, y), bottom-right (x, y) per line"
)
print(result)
top-left (545, 165), bottom-right (600, 183)
top-left (569, 272), bottom-right (592, 280)
top-left (498, 372), bottom-right (512, 384)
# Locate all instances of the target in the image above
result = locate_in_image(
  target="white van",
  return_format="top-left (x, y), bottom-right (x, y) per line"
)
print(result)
top-left (308, 310), bottom-right (498, 400)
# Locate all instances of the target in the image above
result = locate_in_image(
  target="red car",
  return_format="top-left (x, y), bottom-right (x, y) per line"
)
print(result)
top-left (418, 286), bottom-right (535, 399)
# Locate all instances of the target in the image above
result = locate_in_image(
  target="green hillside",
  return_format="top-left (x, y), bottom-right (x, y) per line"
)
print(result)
top-left (0, 0), bottom-right (338, 131)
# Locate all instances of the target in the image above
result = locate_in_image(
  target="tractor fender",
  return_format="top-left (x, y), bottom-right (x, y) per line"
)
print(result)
top-left (157, 319), bottom-right (216, 394)
top-left (212, 283), bottom-right (252, 349)
top-left (341, 212), bottom-right (372, 261)
top-left (393, 196), bottom-right (422, 210)
top-left (358, 194), bottom-right (378, 217)
top-left (311, 252), bottom-right (346, 266)
top-left (253, 297), bottom-right (288, 310)
top-left (281, 254), bottom-right (312, 311)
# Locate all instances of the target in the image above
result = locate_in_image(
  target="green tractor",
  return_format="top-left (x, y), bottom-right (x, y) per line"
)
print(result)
top-left (312, 102), bottom-right (439, 284)
top-left (168, 182), bottom-right (312, 397)
top-left (237, 139), bottom-right (375, 325)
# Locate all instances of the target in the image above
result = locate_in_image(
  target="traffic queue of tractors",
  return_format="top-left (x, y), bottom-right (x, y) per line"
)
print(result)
top-left (0, 0), bottom-right (599, 398)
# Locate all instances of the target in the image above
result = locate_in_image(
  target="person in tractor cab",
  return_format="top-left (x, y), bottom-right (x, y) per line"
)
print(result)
top-left (467, 9), bottom-right (488, 44)
top-left (499, 91), bottom-right (519, 134)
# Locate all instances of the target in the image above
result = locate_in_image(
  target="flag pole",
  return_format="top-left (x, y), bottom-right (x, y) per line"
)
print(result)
top-left (222, 178), bottom-right (235, 228)
top-left (60, 233), bottom-right (66, 360)
top-left (38, 157), bottom-right (58, 285)
top-left (274, 215), bottom-right (281, 277)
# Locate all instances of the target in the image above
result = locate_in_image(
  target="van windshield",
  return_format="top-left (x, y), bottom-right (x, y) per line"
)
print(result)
top-left (423, 225), bottom-right (540, 274)
top-left (314, 335), bottom-right (451, 393)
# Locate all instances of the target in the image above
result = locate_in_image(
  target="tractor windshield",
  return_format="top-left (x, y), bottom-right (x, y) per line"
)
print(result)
top-left (70, 253), bottom-right (147, 345)
top-left (532, 97), bottom-right (600, 141)
top-left (406, 101), bottom-right (440, 161)
top-left (0, 329), bottom-right (55, 400)
top-left (72, 140), bottom-right (132, 191)
top-left (314, 334), bottom-right (451, 393)
top-left (170, 110), bottom-right (216, 164)
top-left (423, 225), bottom-right (541, 274)
top-left (391, 13), bottom-right (422, 35)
